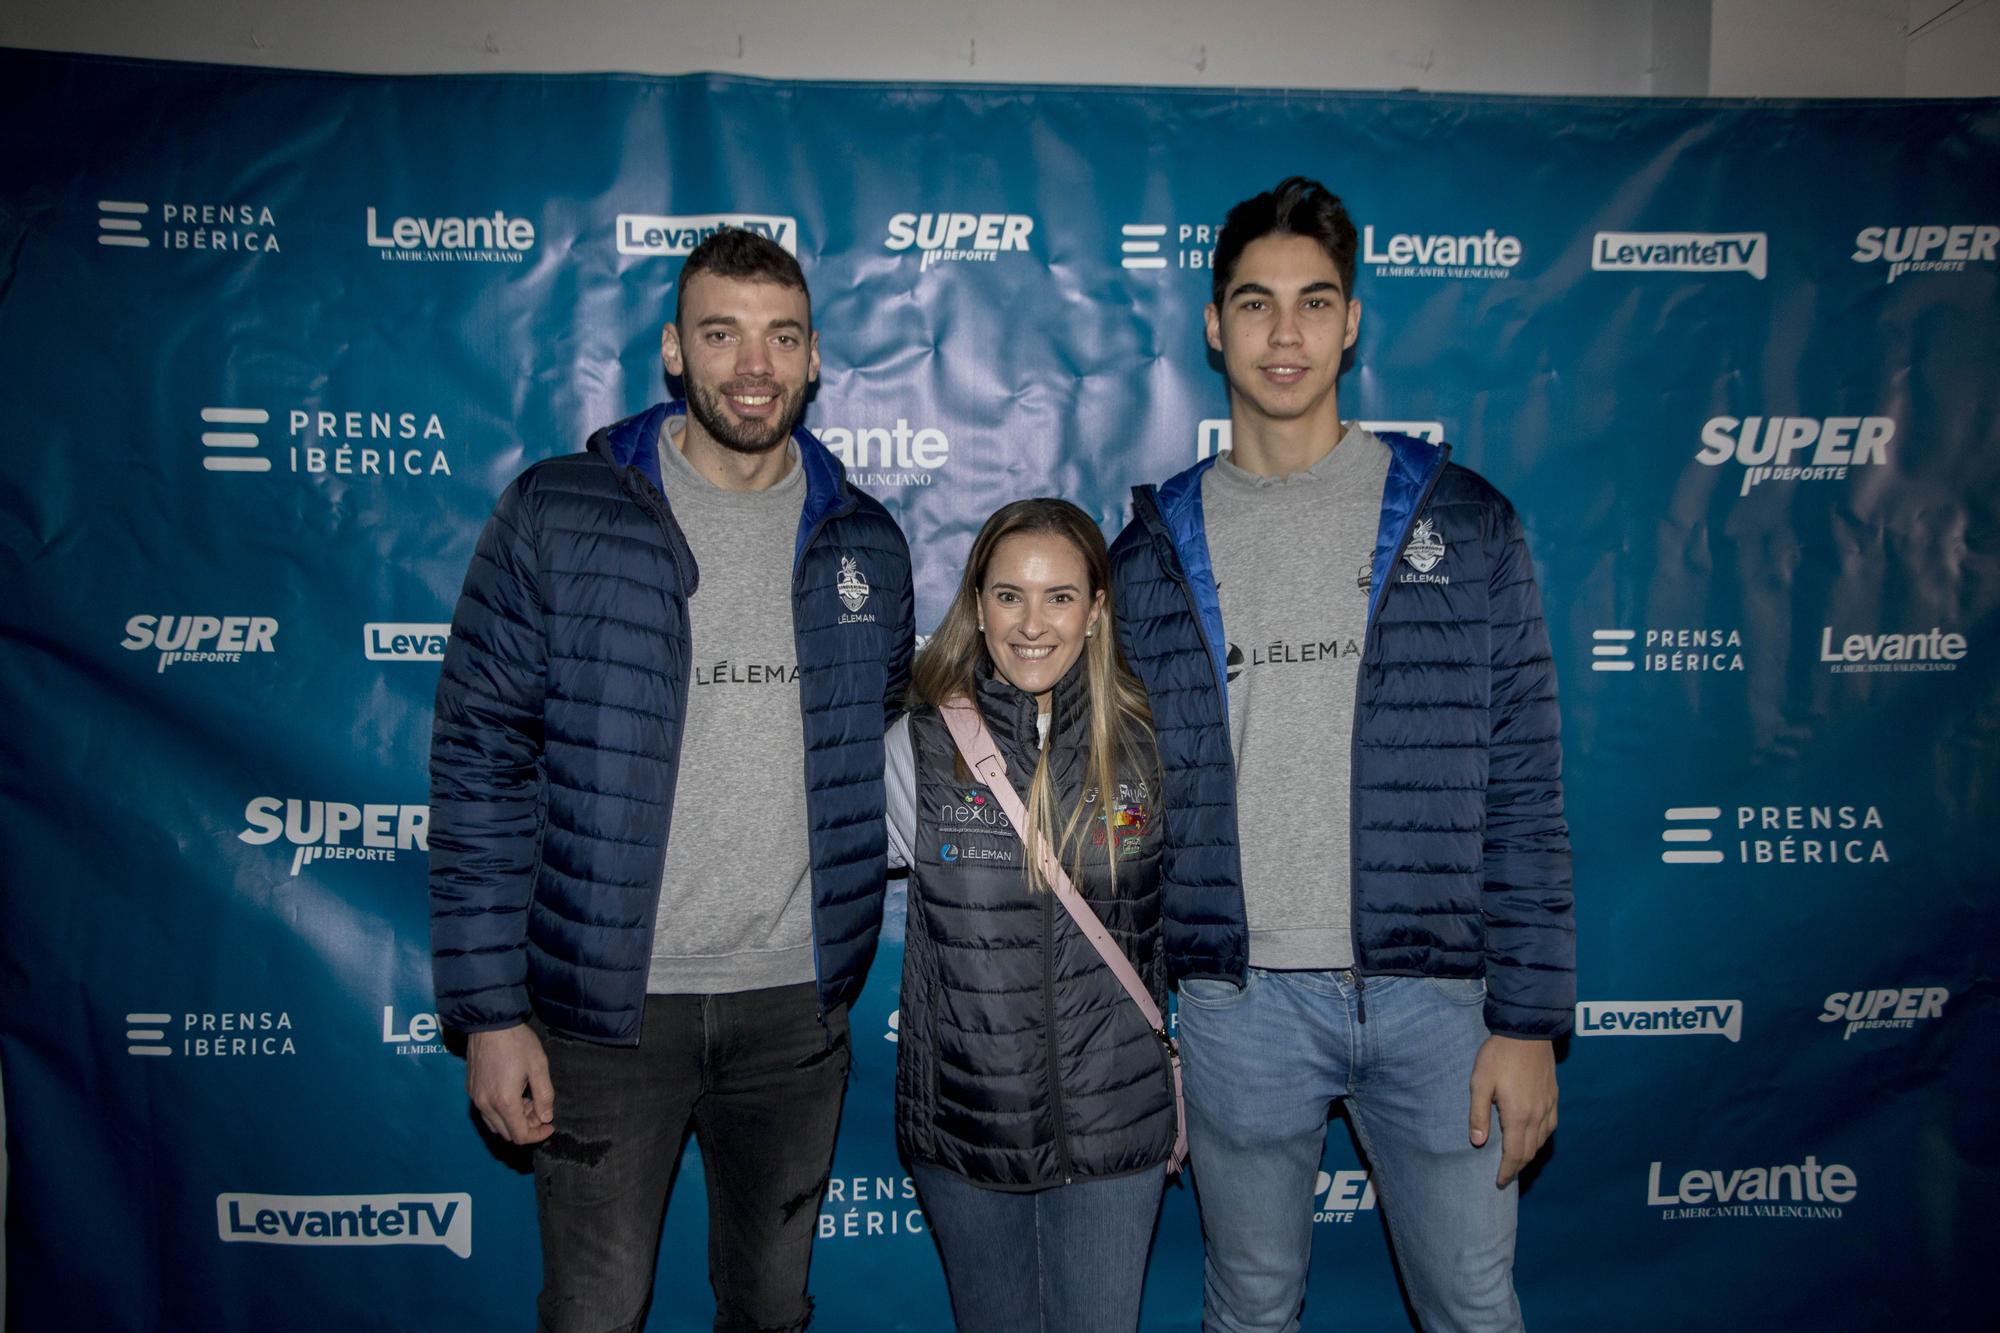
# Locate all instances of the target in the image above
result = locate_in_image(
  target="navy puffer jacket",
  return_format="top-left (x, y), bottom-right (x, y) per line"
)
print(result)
top-left (429, 402), bottom-right (913, 1043)
top-left (1108, 433), bottom-right (1574, 1039)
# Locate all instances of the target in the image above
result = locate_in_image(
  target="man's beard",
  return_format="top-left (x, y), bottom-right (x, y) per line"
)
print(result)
top-left (683, 371), bottom-right (808, 456)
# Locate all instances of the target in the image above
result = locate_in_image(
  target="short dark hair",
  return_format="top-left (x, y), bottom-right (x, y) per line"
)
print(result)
top-left (675, 227), bottom-right (810, 326)
top-left (1210, 177), bottom-right (1359, 308)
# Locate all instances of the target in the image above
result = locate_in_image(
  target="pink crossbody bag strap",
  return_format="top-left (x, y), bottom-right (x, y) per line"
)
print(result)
top-left (938, 698), bottom-right (1187, 1175)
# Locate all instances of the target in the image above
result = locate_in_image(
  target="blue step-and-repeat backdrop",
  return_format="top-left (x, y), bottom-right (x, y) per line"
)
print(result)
top-left (2, 47), bottom-right (1996, 1331)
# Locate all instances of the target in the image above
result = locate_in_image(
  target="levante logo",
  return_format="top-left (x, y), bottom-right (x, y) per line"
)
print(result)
top-left (816, 419), bottom-right (951, 487)
top-left (1364, 224), bottom-right (1522, 279)
top-left (1647, 1155), bottom-right (1854, 1220)
top-left (366, 207), bottom-right (535, 262)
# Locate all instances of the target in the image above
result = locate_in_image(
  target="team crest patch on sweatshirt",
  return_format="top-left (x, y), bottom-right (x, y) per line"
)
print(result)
top-left (1400, 518), bottom-right (1450, 584)
top-left (837, 554), bottom-right (876, 622)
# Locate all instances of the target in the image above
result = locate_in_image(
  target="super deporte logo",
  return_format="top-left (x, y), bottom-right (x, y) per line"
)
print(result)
top-left (96, 196), bottom-right (280, 254)
top-left (1313, 1170), bottom-right (1377, 1225)
top-left (239, 797), bottom-right (431, 876)
top-left (1696, 415), bottom-right (1892, 498)
top-left (1820, 986), bottom-right (1947, 1041)
top-left (366, 206), bottom-right (534, 262)
top-left (218, 1193), bottom-right (472, 1258)
top-left (1852, 224), bottom-right (1997, 283)
top-left (123, 615), bottom-right (278, 672)
top-left (617, 212), bottom-right (798, 257)
top-left (884, 212), bottom-right (1035, 271)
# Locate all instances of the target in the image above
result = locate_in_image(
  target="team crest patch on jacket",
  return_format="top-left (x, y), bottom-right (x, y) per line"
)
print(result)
top-left (837, 554), bottom-right (875, 621)
top-left (1400, 517), bottom-right (1450, 585)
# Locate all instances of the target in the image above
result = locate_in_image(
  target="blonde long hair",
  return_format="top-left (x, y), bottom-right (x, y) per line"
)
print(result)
top-left (911, 499), bottom-right (1155, 893)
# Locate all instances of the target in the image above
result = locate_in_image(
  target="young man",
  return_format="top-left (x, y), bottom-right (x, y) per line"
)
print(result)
top-left (1110, 178), bottom-right (1573, 1331)
top-left (429, 228), bottom-right (913, 1333)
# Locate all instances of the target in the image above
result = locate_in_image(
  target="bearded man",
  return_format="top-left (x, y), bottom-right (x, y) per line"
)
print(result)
top-left (430, 227), bottom-right (913, 1333)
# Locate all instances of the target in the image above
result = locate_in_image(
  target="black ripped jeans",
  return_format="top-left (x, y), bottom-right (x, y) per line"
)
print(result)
top-left (532, 985), bottom-right (850, 1333)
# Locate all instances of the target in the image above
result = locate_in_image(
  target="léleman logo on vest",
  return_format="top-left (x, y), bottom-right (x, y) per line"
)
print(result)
top-left (1400, 518), bottom-right (1448, 583)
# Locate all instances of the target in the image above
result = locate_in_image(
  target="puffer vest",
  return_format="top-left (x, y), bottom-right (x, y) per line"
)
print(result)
top-left (895, 662), bottom-right (1174, 1189)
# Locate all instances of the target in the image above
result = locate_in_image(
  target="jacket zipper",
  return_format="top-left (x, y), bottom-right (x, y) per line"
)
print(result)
top-left (1347, 446), bottom-right (1451, 1021)
top-left (613, 459), bottom-right (697, 1045)
top-left (1043, 891), bottom-right (1075, 1183)
top-left (789, 485), bottom-right (859, 1017)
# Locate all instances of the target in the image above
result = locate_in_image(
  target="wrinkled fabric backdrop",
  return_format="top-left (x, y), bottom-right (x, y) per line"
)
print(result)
top-left (1, 47), bottom-right (1994, 1331)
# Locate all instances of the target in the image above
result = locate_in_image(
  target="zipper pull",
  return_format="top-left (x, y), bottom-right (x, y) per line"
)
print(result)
top-left (1354, 971), bottom-right (1368, 1024)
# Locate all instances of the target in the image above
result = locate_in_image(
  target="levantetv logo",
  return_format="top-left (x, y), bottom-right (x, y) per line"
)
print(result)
top-left (1648, 1156), bottom-right (1854, 1219)
top-left (1198, 419), bottom-right (1444, 461)
top-left (617, 213), bottom-right (798, 257)
top-left (1576, 1000), bottom-right (1742, 1042)
top-left (885, 212), bottom-right (1035, 271)
top-left (218, 1193), bottom-right (471, 1257)
top-left (366, 207), bottom-right (535, 262)
top-left (1592, 231), bottom-right (1766, 279)
top-left (123, 615), bottom-right (278, 672)
top-left (239, 798), bottom-right (430, 876)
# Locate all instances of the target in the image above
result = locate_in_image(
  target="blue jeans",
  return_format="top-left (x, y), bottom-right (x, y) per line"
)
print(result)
top-left (531, 986), bottom-right (850, 1333)
top-left (1176, 970), bottom-right (1522, 1333)
top-left (912, 1163), bottom-right (1169, 1333)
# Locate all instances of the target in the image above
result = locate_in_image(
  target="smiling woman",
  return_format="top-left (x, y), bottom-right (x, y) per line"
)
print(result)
top-left (882, 498), bottom-right (1173, 1333)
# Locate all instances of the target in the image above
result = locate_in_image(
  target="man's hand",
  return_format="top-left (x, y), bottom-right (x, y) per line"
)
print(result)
top-left (1468, 1033), bottom-right (1557, 1188)
top-left (467, 1023), bottom-right (555, 1145)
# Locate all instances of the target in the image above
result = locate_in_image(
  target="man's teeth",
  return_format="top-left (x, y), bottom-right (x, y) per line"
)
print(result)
top-left (733, 395), bottom-right (774, 406)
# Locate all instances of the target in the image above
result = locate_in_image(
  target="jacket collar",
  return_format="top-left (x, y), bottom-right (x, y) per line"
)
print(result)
top-left (591, 401), bottom-right (860, 561)
top-left (972, 654), bottom-right (1091, 760)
